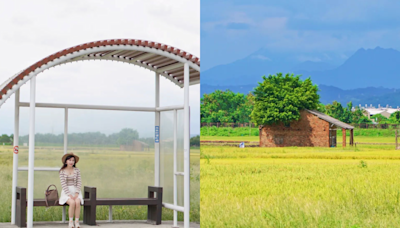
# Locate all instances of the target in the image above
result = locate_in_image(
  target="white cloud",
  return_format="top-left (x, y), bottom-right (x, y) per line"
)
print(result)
top-left (0, 0), bottom-right (200, 136)
top-left (297, 56), bottom-right (322, 62)
top-left (260, 17), bottom-right (288, 30)
top-left (251, 55), bottom-right (272, 61)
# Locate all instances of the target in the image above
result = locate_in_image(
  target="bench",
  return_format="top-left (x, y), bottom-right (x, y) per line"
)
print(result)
top-left (16, 186), bottom-right (163, 227)
top-left (83, 186), bottom-right (163, 225)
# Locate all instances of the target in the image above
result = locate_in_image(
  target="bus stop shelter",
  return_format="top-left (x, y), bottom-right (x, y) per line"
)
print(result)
top-left (0, 39), bottom-right (200, 228)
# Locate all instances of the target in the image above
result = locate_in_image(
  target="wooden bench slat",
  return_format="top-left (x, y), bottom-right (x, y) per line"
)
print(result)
top-left (96, 198), bottom-right (158, 206)
top-left (32, 198), bottom-right (158, 207)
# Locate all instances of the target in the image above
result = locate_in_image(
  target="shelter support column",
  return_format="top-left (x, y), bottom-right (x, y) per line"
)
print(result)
top-left (173, 109), bottom-right (178, 227)
top-left (155, 73), bottom-right (160, 187)
top-left (64, 108), bottom-right (68, 154)
top-left (183, 62), bottom-right (190, 228)
top-left (62, 108), bottom-right (68, 223)
top-left (350, 129), bottom-right (354, 146)
top-left (342, 128), bottom-right (346, 148)
top-left (27, 75), bottom-right (37, 228)
top-left (11, 89), bottom-right (20, 224)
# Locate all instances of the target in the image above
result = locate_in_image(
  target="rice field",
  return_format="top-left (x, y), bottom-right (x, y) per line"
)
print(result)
top-left (0, 145), bottom-right (199, 223)
top-left (200, 144), bottom-right (400, 227)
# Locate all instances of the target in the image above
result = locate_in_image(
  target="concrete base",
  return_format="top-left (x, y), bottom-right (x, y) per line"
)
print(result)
top-left (0, 220), bottom-right (200, 228)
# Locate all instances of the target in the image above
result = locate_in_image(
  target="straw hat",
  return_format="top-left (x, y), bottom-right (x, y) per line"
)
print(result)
top-left (61, 153), bottom-right (79, 165)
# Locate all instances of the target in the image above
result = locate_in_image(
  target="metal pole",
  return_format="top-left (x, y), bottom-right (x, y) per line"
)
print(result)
top-left (109, 205), bottom-right (113, 222)
top-left (11, 89), bottom-right (20, 224)
top-left (62, 206), bottom-right (66, 223)
top-left (183, 62), bottom-right (190, 228)
top-left (62, 108), bottom-right (68, 222)
top-left (64, 108), bottom-right (68, 154)
top-left (173, 109), bottom-right (178, 227)
top-left (155, 73), bottom-right (160, 187)
top-left (27, 76), bottom-right (36, 228)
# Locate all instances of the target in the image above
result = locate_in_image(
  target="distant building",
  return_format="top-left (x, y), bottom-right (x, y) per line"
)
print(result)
top-left (259, 110), bottom-right (354, 147)
top-left (120, 140), bottom-right (149, 151)
top-left (362, 105), bottom-right (400, 119)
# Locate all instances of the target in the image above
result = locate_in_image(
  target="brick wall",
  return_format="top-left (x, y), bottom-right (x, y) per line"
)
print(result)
top-left (259, 110), bottom-right (330, 147)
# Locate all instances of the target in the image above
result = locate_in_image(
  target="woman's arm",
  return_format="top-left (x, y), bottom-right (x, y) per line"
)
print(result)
top-left (75, 168), bottom-right (82, 193)
top-left (59, 170), bottom-right (71, 196)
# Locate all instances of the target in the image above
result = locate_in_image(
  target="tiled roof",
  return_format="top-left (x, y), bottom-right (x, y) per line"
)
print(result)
top-left (0, 39), bottom-right (200, 104)
top-left (306, 109), bottom-right (354, 129)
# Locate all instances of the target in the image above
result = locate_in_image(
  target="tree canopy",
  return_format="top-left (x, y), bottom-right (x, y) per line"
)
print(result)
top-left (201, 90), bottom-right (254, 124)
top-left (322, 101), bottom-right (372, 124)
top-left (0, 134), bottom-right (12, 144)
top-left (250, 73), bottom-right (320, 125)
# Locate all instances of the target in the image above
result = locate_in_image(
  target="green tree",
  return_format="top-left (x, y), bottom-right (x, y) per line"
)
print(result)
top-left (250, 73), bottom-right (319, 125)
top-left (116, 128), bottom-right (139, 146)
top-left (357, 115), bottom-right (373, 124)
top-left (352, 106), bottom-right (372, 124)
top-left (190, 135), bottom-right (200, 147)
top-left (0, 134), bottom-right (11, 144)
top-left (325, 101), bottom-right (344, 121)
top-left (201, 90), bottom-right (253, 124)
top-left (389, 111), bottom-right (400, 124)
top-left (371, 114), bottom-right (389, 124)
top-left (317, 103), bottom-right (327, 113)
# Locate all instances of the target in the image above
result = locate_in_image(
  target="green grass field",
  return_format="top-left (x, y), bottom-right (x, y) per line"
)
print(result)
top-left (200, 144), bottom-right (400, 227)
top-left (0, 145), bottom-right (199, 223)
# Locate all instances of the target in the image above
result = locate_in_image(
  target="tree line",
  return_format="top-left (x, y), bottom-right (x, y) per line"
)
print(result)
top-left (1, 128), bottom-right (200, 147)
top-left (201, 73), bottom-right (400, 126)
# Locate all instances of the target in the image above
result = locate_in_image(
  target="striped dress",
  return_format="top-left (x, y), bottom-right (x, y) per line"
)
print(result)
top-left (59, 167), bottom-right (84, 205)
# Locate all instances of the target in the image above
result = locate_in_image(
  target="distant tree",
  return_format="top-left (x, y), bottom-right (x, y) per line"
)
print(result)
top-left (357, 115), bottom-right (373, 124)
top-left (325, 101), bottom-right (372, 124)
top-left (201, 90), bottom-right (253, 124)
top-left (317, 103), bottom-right (326, 113)
top-left (190, 135), bottom-right (200, 147)
top-left (371, 114), bottom-right (389, 124)
top-left (352, 106), bottom-right (372, 124)
top-left (0, 134), bottom-right (11, 144)
top-left (251, 73), bottom-right (319, 125)
top-left (389, 111), bottom-right (400, 124)
top-left (117, 128), bottom-right (139, 146)
top-left (325, 101), bottom-right (344, 121)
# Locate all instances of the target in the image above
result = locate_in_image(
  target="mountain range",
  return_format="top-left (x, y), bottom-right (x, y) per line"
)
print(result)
top-left (201, 46), bottom-right (400, 106)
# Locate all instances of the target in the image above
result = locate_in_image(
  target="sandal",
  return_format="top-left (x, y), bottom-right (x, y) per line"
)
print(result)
top-left (68, 221), bottom-right (74, 228)
top-left (75, 221), bottom-right (80, 228)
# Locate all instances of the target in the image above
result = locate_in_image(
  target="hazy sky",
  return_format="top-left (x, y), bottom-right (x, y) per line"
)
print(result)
top-left (201, 0), bottom-right (400, 71)
top-left (0, 0), bottom-right (200, 137)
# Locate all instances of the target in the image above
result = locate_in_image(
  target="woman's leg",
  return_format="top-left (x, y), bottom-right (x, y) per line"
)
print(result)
top-left (74, 198), bottom-right (81, 218)
top-left (74, 198), bottom-right (81, 227)
top-left (66, 198), bottom-right (75, 219)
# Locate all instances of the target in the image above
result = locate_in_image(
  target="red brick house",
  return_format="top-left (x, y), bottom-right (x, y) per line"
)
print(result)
top-left (259, 109), bottom-right (354, 147)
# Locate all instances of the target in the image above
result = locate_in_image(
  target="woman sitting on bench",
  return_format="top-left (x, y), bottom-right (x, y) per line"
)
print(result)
top-left (59, 153), bottom-right (84, 228)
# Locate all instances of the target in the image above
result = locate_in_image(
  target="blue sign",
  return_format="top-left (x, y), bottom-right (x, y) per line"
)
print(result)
top-left (155, 126), bottom-right (159, 143)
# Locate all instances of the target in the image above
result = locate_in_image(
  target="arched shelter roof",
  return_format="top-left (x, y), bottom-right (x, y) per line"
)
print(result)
top-left (0, 39), bottom-right (200, 107)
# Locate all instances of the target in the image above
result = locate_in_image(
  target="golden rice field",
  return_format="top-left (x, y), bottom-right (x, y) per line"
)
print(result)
top-left (200, 143), bottom-right (400, 228)
top-left (0, 145), bottom-right (199, 223)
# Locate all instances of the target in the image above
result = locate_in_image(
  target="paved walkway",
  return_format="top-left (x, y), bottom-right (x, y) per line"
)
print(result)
top-left (0, 220), bottom-right (200, 228)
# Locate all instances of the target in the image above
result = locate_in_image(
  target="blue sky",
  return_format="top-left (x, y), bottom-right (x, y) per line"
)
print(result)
top-left (201, 0), bottom-right (400, 71)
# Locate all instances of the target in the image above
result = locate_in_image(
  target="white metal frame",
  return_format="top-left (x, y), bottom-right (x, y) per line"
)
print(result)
top-left (0, 44), bottom-right (200, 107)
top-left (9, 59), bottom-right (193, 228)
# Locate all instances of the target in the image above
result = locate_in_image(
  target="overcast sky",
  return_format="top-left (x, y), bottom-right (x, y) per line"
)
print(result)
top-left (0, 0), bottom-right (200, 138)
top-left (201, 0), bottom-right (400, 71)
